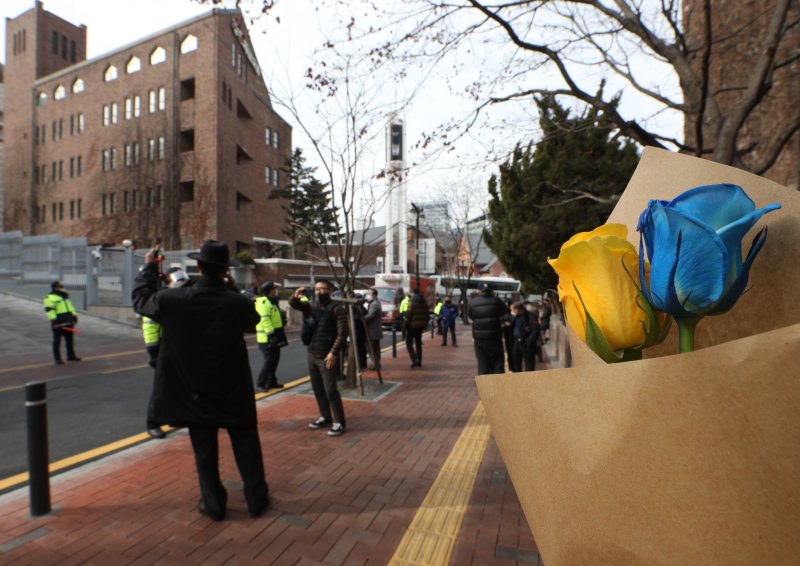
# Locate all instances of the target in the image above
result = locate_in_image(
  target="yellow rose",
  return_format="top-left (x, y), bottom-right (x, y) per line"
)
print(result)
top-left (548, 224), bottom-right (668, 360)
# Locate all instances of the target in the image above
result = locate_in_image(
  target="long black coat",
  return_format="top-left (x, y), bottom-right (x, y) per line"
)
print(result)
top-left (132, 263), bottom-right (260, 428)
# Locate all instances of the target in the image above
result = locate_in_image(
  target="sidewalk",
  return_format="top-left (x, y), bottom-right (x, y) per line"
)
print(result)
top-left (0, 330), bottom-right (548, 565)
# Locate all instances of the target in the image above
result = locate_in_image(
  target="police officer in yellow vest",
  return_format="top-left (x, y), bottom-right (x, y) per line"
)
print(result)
top-left (44, 280), bottom-right (81, 365)
top-left (255, 281), bottom-right (285, 392)
top-left (433, 296), bottom-right (443, 336)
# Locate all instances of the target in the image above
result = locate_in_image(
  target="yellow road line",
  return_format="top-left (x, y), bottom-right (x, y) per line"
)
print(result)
top-left (0, 349), bottom-right (143, 375)
top-left (0, 376), bottom-right (311, 493)
top-left (388, 402), bottom-right (491, 566)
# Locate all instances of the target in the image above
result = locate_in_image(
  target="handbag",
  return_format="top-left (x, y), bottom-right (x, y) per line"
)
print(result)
top-left (272, 327), bottom-right (289, 348)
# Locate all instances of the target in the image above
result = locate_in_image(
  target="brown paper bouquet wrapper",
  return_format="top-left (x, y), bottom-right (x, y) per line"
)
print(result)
top-left (476, 148), bottom-right (800, 565)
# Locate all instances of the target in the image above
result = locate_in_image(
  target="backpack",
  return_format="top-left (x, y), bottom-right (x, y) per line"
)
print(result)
top-left (300, 311), bottom-right (317, 346)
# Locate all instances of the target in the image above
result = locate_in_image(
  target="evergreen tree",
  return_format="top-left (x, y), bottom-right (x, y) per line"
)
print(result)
top-left (485, 95), bottom-right (639, 293)
top-left (271, 148), bottom-right (338, 256)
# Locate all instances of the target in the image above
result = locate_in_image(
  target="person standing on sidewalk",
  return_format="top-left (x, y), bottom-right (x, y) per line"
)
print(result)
top-left (438, 295), bottom-right (459, 346)
top-left (133, 240), bottom-right (270, 521)
top-left (289, 279), bottom-right (349, 437)
top-left (142, 268), bottom-right (189, 439)
top-left (405, 288), bottom-right (430, 368)
top-left (255, 281), bottom-right (285, 392)
top-left (509, 302), bottom-right (540, 372)
top-left (468, 282), bottom-right (507, 375)
top-left (43, 280), bottom-right (81, 365)
top-left (364, 288), bottom-right (383, 371)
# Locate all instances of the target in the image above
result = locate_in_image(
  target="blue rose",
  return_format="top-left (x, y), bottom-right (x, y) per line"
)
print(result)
top-left (637, 183), bottom-right (780, 319)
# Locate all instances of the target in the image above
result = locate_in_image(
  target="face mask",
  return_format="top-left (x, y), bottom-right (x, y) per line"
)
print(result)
top-left (317, 293), bottom-right (331, 305)
top-left (445, 300), bottom-right (451, 305)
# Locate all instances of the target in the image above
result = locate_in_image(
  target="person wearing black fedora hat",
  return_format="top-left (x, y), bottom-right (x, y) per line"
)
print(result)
top-left (133, 240), bottom-right (270, 521)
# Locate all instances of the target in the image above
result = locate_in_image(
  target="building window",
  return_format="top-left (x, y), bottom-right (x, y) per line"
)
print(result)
top-left (110, 193), bottom-right (116, 214)
top-left (102, 149), bottom-right (109, 171)
top-left (103, 104), bottom-right (110, 127)
top-left (52, 121), bottom-right (57, 141)
top-left (104, 65), bottom-right (118, 82)
top-left (125, 98), bottom-right (132, 120)
top-left (180, 34), bottom-right (198, 54)
top-left (222, 80), bottom-right (227, 104)
top-left (265, 127), bottom-right (271, 145)
top-left (124, 191), bottom-right (131, 212)
top-left (78, 113), bottom-right (85, 132)
top-left (133, 142), bottom-right (141, 164)
top-left (52, 161), bottom-right (56, 181)
top-left (148, 138), bottom-right (156, 161)
top-left (59, 119), bottom-right (64, 139)
top-left (58, 202), bottom-right (64, 221)
top-left (232, 43), bottom-right (236, 67)
top-left (52, 204), bottom-right (56, 223)
top-left (38, 92), bottom-right (48, 106)
top-left (52, 31), bottom-right (58, 54)
top-left (148, 90), bottom-right (156, 113)
top-left (77, 199), bottom-right (82, 218)
top-left (58, 160), bottom-right (63, 180)
top-left (158, 87), bottom-right (166, 111)
top-left (124, 144), bottom-right (132, 167)
top-left (70, 200), bottom-right (75, 220)
top-left (111, 102), bottom-right (118, 124)
top-left (265, 166), bottom-right (271, 184)
top-left (272, 130), bottom-right (279, 149)
top-left (110, 147), bottom-right (118, 170)
top-left (70, 40), bottom-right (76, 62)
top-left (158, 136), bottom-right (166, 160)
top-left (134, 95), bottom-right (141, 117)
top-left (72, 78), bottom-right (84, 93)
top-left (70, 115), bottom-right (74, 135)
top-left (70, 157), bottom-right (75, 178)
top-left (54, 85), bottom-right (66, 100)
top-left (126, 56), bottom-right (141, 74)
top-left (42, 165), bottom-right (47, 183)
top-left (273, 169), bottom-right (279, 187)
top-left (40, 125), bottom-right (46, 144)
top-left (77, 156), bottom-right (82, 176)
top-left (133, 190), bottom-right (141, 210)
top-left (150, 46), bottom-right (166, 65)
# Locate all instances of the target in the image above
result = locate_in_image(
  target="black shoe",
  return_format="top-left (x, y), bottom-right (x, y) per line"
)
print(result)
top-left (267, 382), bottom-right (284, 390)
top-left (55, 359), bottom-right (65, 365)
top-left (327, 423), bottom-right (345, 437)
top-left (147, 427), bottom-right (166, 439)
top-left (440, 343), bottom-right (447, 347)
top-left (198, 499), bottom-right (225, 521)
top-left (67, 357), bottom-right (81, 362)
top-left (249, 496), bottom-right (271, 518)
top-left (256, 386), bottom-right (268, 393)
top-left (309, 417), bottom-right (331, 429)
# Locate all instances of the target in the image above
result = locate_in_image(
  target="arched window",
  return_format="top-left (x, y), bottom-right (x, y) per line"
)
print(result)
top-left (126, 56), bottom-right (141, 74)
top-left (180, 34), bottom-right (198, 54)
top-left (150, 46), bottom-right (166, 65)
top-left (54, 85), bottom-right (66, 100)
top-left (104, 65), bottom-right (118, 82)
top-left (37, 92), bottom-right (48, 106)
top-left (72, 78), bottom-right (85, 93)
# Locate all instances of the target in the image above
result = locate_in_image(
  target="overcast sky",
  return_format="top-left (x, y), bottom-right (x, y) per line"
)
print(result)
top-left (1, 0), bottom-right (682, 226)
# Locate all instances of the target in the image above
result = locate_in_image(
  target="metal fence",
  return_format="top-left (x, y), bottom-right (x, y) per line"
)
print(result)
top-left (0, 231), bottom-right (196, 307)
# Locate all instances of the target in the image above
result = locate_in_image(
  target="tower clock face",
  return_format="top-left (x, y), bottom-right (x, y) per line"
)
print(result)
top-left (390, 124), bottom-right (403, 160)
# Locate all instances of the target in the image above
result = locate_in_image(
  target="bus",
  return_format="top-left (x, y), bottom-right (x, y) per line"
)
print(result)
top-left (436, 276), bottom-right (522, 301)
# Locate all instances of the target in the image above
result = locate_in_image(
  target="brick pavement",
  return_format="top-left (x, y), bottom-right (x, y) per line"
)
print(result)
top-left (0, 329), bottom-right (548, 565)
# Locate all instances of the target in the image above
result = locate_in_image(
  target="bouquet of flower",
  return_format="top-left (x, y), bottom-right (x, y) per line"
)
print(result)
top-left (475, 148), bottom-right (800, 566)
top-left (549, 184), bottom-right (781, 361)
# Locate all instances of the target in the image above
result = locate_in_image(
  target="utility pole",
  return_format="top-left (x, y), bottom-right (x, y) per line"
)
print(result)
top-left (410, 203), bottom-right (423, 287)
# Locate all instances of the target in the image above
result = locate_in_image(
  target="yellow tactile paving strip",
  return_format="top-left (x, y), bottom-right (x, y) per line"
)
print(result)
top-left (388, 401), bottom-right (491, 566)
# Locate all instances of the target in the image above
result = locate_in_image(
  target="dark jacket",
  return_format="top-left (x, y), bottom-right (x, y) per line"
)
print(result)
top-left (512, 312), bottom-right (541, 353)
top-left (406, 294), bottom-right (430, 330)
top-left (468, 293), bottom-right (507, 342)
top-left (289, 296), bottom-right (348, 356)
top-left (132, 262), bottom-right (260, 428)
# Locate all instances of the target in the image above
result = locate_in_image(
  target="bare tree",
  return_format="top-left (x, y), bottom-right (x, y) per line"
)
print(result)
top-left (233, 0), bottom-right (800, 181)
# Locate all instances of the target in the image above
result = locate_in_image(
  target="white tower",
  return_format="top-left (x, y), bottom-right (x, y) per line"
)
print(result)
top-left (384, 114), bottom-right (408, 273)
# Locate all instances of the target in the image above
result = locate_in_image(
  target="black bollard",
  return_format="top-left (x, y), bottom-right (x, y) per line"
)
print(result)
top-left (26, 381), bottom-right (51, 516)
top-left (392, 324), bottom-right (397, 358)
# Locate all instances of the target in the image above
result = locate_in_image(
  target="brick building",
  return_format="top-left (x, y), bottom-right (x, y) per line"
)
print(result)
top-left (683, 0), bottom-right (799, 189)
top-left (2, 1), bottom-right (291, 251)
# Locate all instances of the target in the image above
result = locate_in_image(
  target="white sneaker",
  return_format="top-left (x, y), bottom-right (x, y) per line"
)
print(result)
top-left (327, 423), bottom-right (344, 437)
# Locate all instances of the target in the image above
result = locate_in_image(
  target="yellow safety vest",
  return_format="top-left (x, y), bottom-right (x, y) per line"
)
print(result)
top-left (433, 301), bottom-right (443, 315)
top-left (142, 316), bottom-right (161, 345)
top-left (399, 295), bottom-right (410, 314)
top-left (43, 292), bottom-right (77, 321)
top-left (255, 296), bottom-right (283, 344)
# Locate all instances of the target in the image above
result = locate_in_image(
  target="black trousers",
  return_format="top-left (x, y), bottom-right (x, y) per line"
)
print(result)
top-left (188, 425), bottom-right (269, 519)
top-left (474, 339), bottom-right (505, 375)
top-left (257, 344), bottom-right (281, 388)
top-left (308, 353), bottom-right (346, 426)
top-left (52, 325), bottom-right (77, 361)
top-left (406, 328), bottom-right (423, 365)
top-left (145, 343), bottom-right (160, 429)
top-left (441, 324), bottom-right (456, 345)
top-left (510, 340), bottom-right (536, 372)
